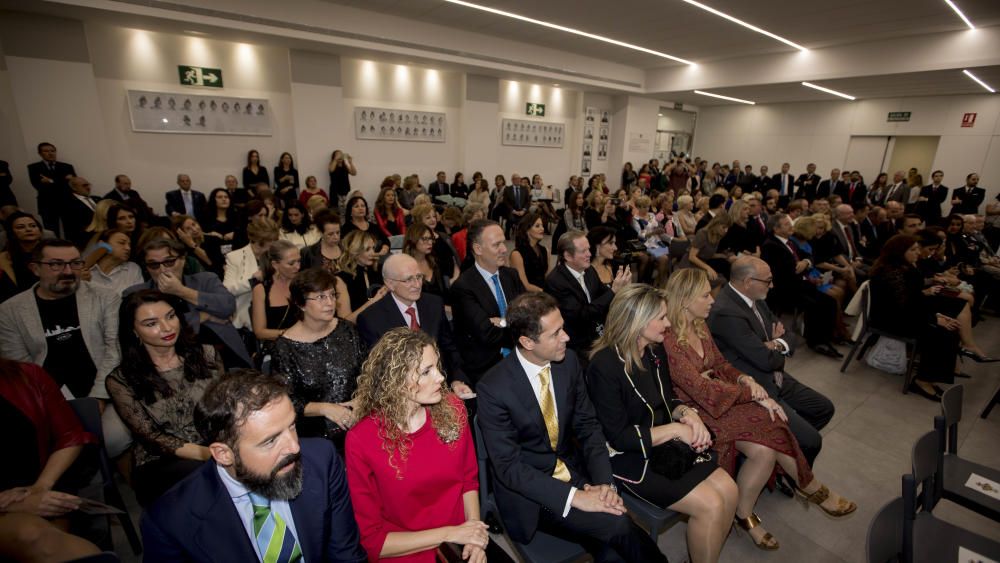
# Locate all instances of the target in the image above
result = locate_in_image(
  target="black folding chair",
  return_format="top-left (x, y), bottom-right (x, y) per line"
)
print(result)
top-left (69, 398), bottom-right (143, 555)
top-left (982, 382), bottom-right (1000, 419)
top-left (866, 497), bottom-right (903, 563)
top-left (901, 431), bottom-right (1000, 563)
top-left (619, 489), bottom-right (683, 541)
top-left (839, 284), bottom-right (918, 393)
top-left (472, 416), bottom-right (586, 563)
top-left (934, 385), bottom-right (1000, 522)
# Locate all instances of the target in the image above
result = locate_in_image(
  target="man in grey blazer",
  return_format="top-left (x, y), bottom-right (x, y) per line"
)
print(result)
top-left (0, 239), bottom-right (130, 455)
top-left (707, 255), bottom-right (834, 467)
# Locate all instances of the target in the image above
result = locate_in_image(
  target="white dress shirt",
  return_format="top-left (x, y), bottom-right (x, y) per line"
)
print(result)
top-left (215, 464), bottom-right (302, 562)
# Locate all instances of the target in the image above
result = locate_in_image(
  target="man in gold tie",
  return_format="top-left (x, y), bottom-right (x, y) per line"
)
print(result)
top-left (477, 293), bottom-right (667, 562)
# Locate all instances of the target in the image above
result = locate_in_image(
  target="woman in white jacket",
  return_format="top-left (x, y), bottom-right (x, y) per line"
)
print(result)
top-left (223, 218), bottom-right (279, 330)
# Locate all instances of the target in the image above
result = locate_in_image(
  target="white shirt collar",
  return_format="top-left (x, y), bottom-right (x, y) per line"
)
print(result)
top-left (475, 261), bottom-right (499, 283)
top-left (728, 283), bottom-right (755, 309)
top-left (391, 293), bottom-right (418, 323)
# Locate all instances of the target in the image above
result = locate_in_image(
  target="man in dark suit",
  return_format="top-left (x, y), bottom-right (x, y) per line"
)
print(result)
top-left (744, 197), bottom-right (768, 249)
top-left (428, 170), bottom-right (450, 203)
top-left (878, 201), bottom-right (904, 241)
top-left (0, 159), bottom-right (16, 209)
top-left (760, 214), bottom-right (841, 358)
top-left (104, 174), bottom-right (158, 227)
top-left (708, 256), bottom-right (835, 466)
top-left (142, 371), bottom-right (367, 563)
top-left (62, 177), bottom-right (100, 249)
top-left (545, 231), bottom-right (629, 357)
top-left (816, 168), bottom-right (841, 201)
top-left (27, 142), bottom-right (76, 236)
top-left (793, 163), bottom-right (821, 202)
top-left (950, 173), bottom-right (986, 215)
top-left (859, 206), bottom-right (885, 260)
top-left (881, 171), bottom-right (908, 206)
top-left (477, 292), bottom-right (667, 562)
top-left (771, 162), bottom-right (794, 200)
top-left (165, 173), bottom-right (207, 219)
top-left (753, 165), bottom-right (772, 194)
top-left (502, 174), bottom-right (530, 237)
top-left (834, 171), bottom-right (868, 207)
top-left (450, 220), bottom-right (526, 383)
top-left (358, 253), bottom-right (473, 394)
top-left (695, 194), bottom-right (727, 232)
top-left (917, 170), bottom-right (949, 225)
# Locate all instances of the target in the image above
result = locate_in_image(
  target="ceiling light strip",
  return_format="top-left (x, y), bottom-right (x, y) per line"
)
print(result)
top-left (963, 70), bottom-right (996, 93)
top-left (801, 81), bottom-right (856, 100)
top-left (442, 0), bottom-right (694, 65)
top-left (681, 0), bottom-right (807, 51)
top-left (944, 0), bottom-right (976, 30)
top-left (694, 90), bottom-right (755, 105)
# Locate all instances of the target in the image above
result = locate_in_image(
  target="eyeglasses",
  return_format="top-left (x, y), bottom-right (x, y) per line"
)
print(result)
top-left (418, 236), bottom-right (435, 243)
top-left (750, 277), bottom-right (774, 286)
top-left (387, 274), bottom-right (425, 284)
top-left (304, 292), bottom-right (336, 303)
top-left (145, 256), bottom-right (181, 270)
top-left (34, 259), bottom-right (85, 271)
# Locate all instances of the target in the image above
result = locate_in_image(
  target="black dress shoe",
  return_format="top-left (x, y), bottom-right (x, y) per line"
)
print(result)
top-left (909, 383), bottom-right (942, 402)
top-left (810, 344), bottom-right (844, 359)
top-left (959, 348), bottom-right (999, 363)
top-left (932, 384), bottom-right (945, 395)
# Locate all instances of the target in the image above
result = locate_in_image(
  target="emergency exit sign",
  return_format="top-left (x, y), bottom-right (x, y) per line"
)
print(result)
top-left (887, 111), bottom-right (911, 122)
top-left (178, 65), bottom-right (224, 88)
top-left (526, 103), bottom-right (546, 116)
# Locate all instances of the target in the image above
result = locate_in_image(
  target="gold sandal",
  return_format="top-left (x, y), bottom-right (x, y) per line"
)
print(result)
top-left (795, 484), bottom-right (857, 518)
top-left (734, 512), bottom-right (779, 550)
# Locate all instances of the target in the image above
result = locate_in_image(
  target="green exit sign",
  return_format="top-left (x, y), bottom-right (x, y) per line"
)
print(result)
top-left (178, 65), bottom-right (224, 88)
top-left (887, 111), bottom-right (911, 122)
top-left (526, 102), bottom-right (546, 117)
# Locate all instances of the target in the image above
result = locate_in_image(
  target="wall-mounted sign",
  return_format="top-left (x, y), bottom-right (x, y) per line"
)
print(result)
top-left (127, 90), bottom-right (272, 136)
top-left (525, 102), bottom-right (546, 117)
top-left (178, 65), bottom-right (224, 88)
top-left (962, 113), bottom-right (977, 128)
top-left (887, 111), bottom-right (911, 122)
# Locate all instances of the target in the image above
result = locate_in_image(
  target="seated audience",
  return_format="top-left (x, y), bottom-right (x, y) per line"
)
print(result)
top-left (104, 174), bottom-right (158, 227)
top-left (373, 185), bottom-right (405, 239)
top-left (663, 269), bottom-right (856, 551)
top-left (272, 268), bottom-right (366, 447)
top-left (510, 212), bottom-right (549, 292)
top-left (63, 176), bottom-right (101, 250)
top-left (106, 290), bottom-right (221, 506)
top-left (242, 149), bottom-right (270, 192)
top-left (251, 240), bottom-right (301, 350)
top-left (792, 216), bottom-right (851, 342)
top-left (588, 285), bottom-right (738, 563)
top-left (564, 190), bottom-right (587, 232)
top-left (203, 188), bottom-right (246, 253)
top-left (0, 212), bottom-right (44, 301)
top-left (467, 178), bottom-right (491, 210)
top-left (328, 150), bottom-right (357, 212)
top-left (708, 256), bottom-right (835, 466)
top-left (141, 370), bottom-right (367, 563)
top-left (0, 239), bottom-right (129, 456)
top-left (346, 329), bottom-right (487, 562)
top-left (403, 224), bottom-right (450, 302)
top-left (451, 171), bottom-right (470, 200)
top-left (680, 213), bottom-right (733, 287)
top-left (477, 292), bottom-right (667, 562)
top-left (450, 220), bottom-right (526, 383)
top-left (717, 200), bottom-right (758, 257)
top-left (127, 238), bottom-right (252, 368)
top-left (337, 230), bottom-right (388, 321)
top-left (342, 195), bottom-right (389, 252)
top-left (299, 175), bottom-right (330, 207)
top-left (451, 202), bottom-right (486, 264)
top-left (165, 174), bottom-right (207, 219)
top-left (410, 203), bottom-right (460, 283)
top-left (587, 226), bottom-right (621, 288)
top-left (173, 214), bottom-right (224, 278)
top-left (223, 217), bottom-right (279, 331)
top-left (273, 152), bottom-right (300, 209)
top-left (223, 174), bottom-right (250, 208)
top-left (301, 210), bottom-right (343, 273)
top-left (584, 192), bottom-right (618, 231)
top-left (87, 228), bottom-right (143, 295)
top-left (0, 357), bottom-right (100, 562)
top-left (675, 194), bottom-right (698, 237)
top-left (279, 202), bottom-right (320, 249)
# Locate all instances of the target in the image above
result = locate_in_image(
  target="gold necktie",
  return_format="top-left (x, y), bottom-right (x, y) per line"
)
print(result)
top-left (538, 366), bottom-right (570, 482)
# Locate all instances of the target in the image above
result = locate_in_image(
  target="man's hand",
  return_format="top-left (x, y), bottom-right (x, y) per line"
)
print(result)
top-left (582, 484), bottom-right (625, 512)
top-left (795, 260), bottom-right (809, 274)
top-left (572, 485), bottom-right (625, 515)
top-left (772, 321), bottom-right (785, 339)
top-left (451, 381), bottom-right (475, 398)
top-left (156, 271), bottom-right (185, 296)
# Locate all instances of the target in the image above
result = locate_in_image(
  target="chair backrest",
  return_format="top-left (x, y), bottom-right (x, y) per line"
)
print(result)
top-left (472, 416), bottom-right (491, 501)
top-left (69, 397), bottom-right (105, 448)
top-left (910, 430), bottom-right (940, 512)
top-left (940, 384), bottom-right (963, 455)
top-left (859, 282), bottom-right (871, 331)
top-left (866, 497), bottom-right (904, 563)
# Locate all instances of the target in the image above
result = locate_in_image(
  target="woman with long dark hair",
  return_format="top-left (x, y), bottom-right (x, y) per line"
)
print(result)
top-left (242, 149), bottom-right (269, 190)
top-left (105, 290), bottom-right (222, 506)
top-left (0, 212), bottom-right (43, 301)
top-left (273, 151), bottom-right (300, 209)
top-left (279, 201), bottom-right (320, 249)
top-left (203, 188), bottom-right (246, 252)
top-left (250, 239), bottom-right (300, 348)
top-left (373, 186), bottom-right (406, 238)
top-left (509, 212), bottom-right (548, 292)
top-left (328, 149), bottom-right (357, 213)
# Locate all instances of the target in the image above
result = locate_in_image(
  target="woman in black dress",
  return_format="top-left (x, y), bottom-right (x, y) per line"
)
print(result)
top-left (587, 284), bottom-right (737, 563)
top-left (0, 212), bottom-right (42, 301)
top-left (242, 149), bottom-right (269, 192)
top-left (327, 149), bottom-right (356, 212)
top-left (402, 223), bottom-right (449, 301)
top-left (271, 268), bottom-right (367, 448)
top-left (202, 188), bottom-right (246, 254)
top-left (273, 151), bottom-right (300, 209)
top-left (509, 212), bottom-right (548, 292)
top-left (336, 229), bottom-right (387, 321)
top-left (250, 240), bottom-right (300, 353)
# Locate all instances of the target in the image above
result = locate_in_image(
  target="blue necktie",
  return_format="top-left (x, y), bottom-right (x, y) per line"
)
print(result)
top-left (491, 274), bottom-right (510, 357)
top-left (248, 492), bottom-right (302, 563)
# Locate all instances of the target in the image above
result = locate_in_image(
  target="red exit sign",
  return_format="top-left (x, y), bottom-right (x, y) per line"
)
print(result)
top-left (962, 113), bottom-right (977, 128)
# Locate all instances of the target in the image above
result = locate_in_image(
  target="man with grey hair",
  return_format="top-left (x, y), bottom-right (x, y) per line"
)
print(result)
top-left (708, 255), bottom-right (834, 468)
top-left (165, 173), bottom-right (206, 218)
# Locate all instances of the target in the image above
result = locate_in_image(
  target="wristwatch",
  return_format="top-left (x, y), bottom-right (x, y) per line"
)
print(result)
top-left (607, 483), bottom-right (618, 495)
top-left (498, 318), bottom-right (507, 328)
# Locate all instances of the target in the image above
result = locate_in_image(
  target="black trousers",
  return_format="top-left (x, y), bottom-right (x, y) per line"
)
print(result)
top-left (134, 457), bottom-right (205, 507)
top-left (801, 285), bottom-right (837, 347)
top-left (777, 374), bottom-right (835, 466)
top-left (536, 503), bottom-right (667, 563)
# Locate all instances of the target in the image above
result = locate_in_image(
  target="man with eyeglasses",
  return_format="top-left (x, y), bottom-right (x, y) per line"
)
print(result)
top-left (707, 255), bottom-right (834, 471)
top-left (125, 238), bottom-right (252, 369)
top-left (0, 239), bottom-right (132, 456)
top-left (356, 254), bottom-right (473, 396)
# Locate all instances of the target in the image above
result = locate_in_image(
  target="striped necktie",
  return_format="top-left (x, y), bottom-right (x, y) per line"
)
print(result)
top-left (538, 366), bottom-right (570, 482)
top-left (248, 492), bottom-right (302, 563)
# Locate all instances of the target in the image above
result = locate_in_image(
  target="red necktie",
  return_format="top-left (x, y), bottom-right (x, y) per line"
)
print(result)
top-left (844, 226), bottom-right (857, 258)
top-left (405, 306), bottom-right (419, 330)
top-left (849, 183), bottom-right (856, 200)
top-left (785, 240), bottom-right (800, 260)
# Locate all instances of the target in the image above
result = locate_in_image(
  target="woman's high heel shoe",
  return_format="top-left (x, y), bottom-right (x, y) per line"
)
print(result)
top-left (795, 484), bottom-right (857, 518)
top-left (959, 348), bottom-right (999, 363)
top-left (733, 512), bottom-right (779, 550)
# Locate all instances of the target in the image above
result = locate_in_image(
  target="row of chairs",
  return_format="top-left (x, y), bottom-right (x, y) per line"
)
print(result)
top-left (867, 385), bottom-right (1000, 562)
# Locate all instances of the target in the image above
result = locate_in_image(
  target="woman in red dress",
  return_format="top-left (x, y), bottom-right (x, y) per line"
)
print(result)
top-left (662, 269), bottom-right (856, 551)
top-left (346, 328), bottom-right (488, 563)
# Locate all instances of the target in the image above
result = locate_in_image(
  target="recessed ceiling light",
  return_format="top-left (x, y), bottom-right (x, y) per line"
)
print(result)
top-left (681, 0), bottom-right (807, 51)
top-left (184, 30), bottom-right (208, 36)
top-left (801, 81), bottom-right (856, 100)
top-left (963, 69), bottom-right (995, 93)
top-left (553, 83), bottom-right (560, 87)
top-left (694, 90), bottom-right (755, 105)
top-left (658, 113), bottom-right (663, 116)
top-left (944, 0), bottom-right (975, 30)
top-left (442, 0), bottom-right (694, 65)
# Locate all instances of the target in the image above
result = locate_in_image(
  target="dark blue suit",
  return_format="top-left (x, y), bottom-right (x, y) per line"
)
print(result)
top-left (142, 438), bottom-right (367, 563)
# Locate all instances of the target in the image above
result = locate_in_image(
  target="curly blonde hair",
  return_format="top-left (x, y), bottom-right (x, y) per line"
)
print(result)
top-left (353, 328), bottom-right (464, 478)
top-left (664, 268), bottom-right (709, 347)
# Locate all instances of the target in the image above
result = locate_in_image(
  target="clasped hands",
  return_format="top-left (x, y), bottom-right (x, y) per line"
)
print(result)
top-left (572, 483), bottom-right (625, 515)
top-left (738, 375), bottom-right (787, 422)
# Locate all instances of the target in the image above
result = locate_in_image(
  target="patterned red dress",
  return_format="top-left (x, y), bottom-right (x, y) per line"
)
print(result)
top-left (663, 326), bottom-right (814, 485)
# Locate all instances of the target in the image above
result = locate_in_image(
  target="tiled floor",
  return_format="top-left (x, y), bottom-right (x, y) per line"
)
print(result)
top-left (110, 283), bottom-right (1000, 563)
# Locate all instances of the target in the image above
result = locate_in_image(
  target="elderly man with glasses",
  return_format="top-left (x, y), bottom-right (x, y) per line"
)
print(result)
top-left (125, 238), bottom-right (252, 369)
top-left (0, 238), bottom-right (132, 456)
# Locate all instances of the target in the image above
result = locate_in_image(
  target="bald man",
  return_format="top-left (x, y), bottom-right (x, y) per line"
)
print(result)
top-left (357, 254), bottom-right (473, 395)
top-left (707, 256), bottom-right (834, 466)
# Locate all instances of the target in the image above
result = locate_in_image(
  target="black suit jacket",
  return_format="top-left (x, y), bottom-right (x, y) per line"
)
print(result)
top-left (165, 188), bottom-right (207, 219)
top-left (754, 174), bottom-right (774, 193)
top-left (104, 188), bottom-right (157, 224)
top-left (950, 186), bottom-right (986, 215)
top-left (772, 173), bottom-right (795, 196)
top-left (708, 284), bottom-right (790, 396)
top-left (0, 160), bottom-right (14, 206)
top-left (760, 235), bottom-right (802, 315)
top-left (141, 439), bottom-right (367, 563)
top-left (27, 160), bottom-right (75, 196)
top-left (794, 173), bottom-right (820, 201)
top-left (428, 181), bottom-right (450, 199)
top-left (544, 264), bottom-right (613, 354)
top-left (859, 217), bottom-right (881, 259)
top-left (834, 182), bottom-right (868, 207)
top-left (62, 195), bottom-right (99, 249)
top-left (503, 185), bottom-right (531, 213)
top-left (356, 292), bottom-right (469, 385)
top-left (918, 184), bottom-right (949, 222)
top-left (477, 349), bottom-right (612, 543)
top-left (450, 265), bottom-right (525, 380)
top-left (816, 179), bottom-right (841, 200)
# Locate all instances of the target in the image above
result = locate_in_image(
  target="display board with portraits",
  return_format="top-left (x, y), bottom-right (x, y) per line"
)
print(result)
top-left (354, 107), bottom-right (446, 142)
top-left (501, 118), bottom-right (564, 148)
top-left (127, 90), bottom-right (272, 136)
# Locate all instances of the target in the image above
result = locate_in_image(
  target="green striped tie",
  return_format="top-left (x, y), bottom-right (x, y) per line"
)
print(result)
top-left (248, 492), bottom-right (303, 563)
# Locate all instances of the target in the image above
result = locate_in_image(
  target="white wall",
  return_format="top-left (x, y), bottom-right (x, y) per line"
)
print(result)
top-left (693, 94), bottom-right (1000, 203)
